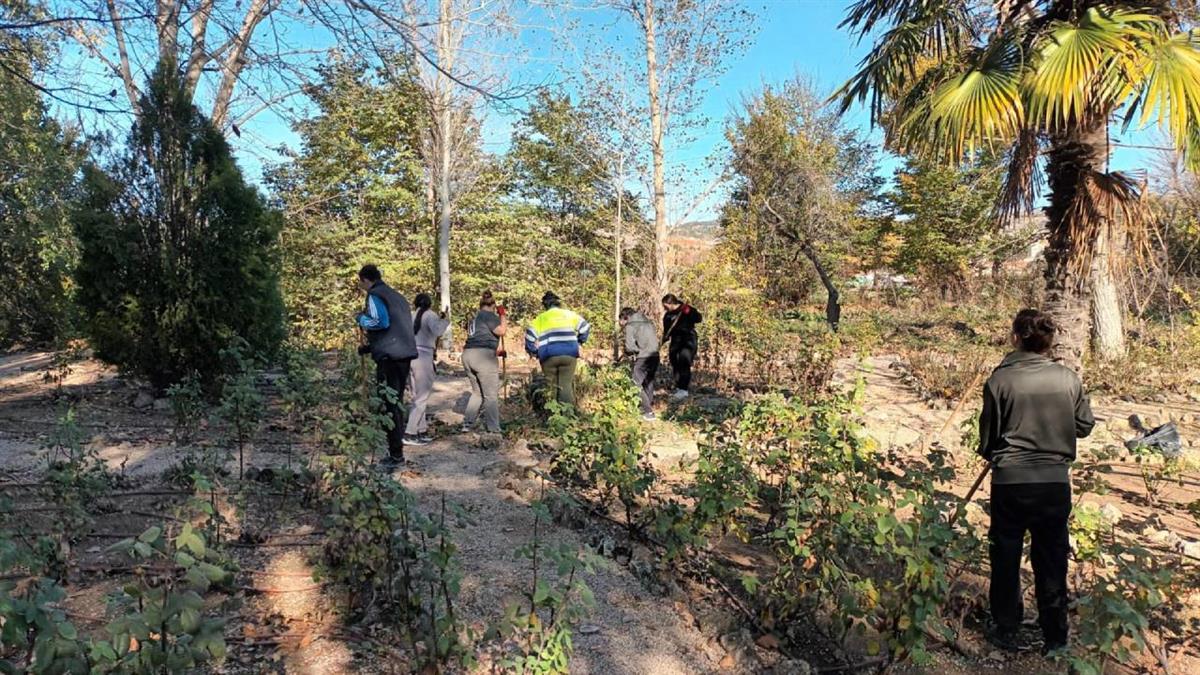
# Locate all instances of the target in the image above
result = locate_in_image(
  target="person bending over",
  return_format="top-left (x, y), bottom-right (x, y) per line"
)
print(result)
top-left (661, 293), bottom-right (702, 401)
top-left (461, 291), bottom-right (506, 434)
top-left (525, 292), bottom-right (590, 407)
top-left (620, 307), bottom-right (659, 421)
top-left (979, 308), bottom-right (1095, 655)
top-left (356, 264), bottom-right (418, 468)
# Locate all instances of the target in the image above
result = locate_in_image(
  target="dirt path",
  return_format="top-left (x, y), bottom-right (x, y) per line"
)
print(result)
top-left (397, 369), bottom-right (721, 674)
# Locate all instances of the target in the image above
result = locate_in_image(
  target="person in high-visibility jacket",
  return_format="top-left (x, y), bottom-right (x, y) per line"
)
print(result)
top-left (524, 291), bottom-right (591, 407)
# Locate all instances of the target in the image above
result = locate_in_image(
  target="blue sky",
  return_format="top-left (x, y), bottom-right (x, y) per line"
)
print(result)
top-left (55, 0), bottom-right (1170, 220)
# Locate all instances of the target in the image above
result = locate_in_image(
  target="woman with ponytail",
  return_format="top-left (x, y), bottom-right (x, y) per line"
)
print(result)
top-left (404, 293), bottom-right (450, 445)
top-left (461, 291), bottom-right (506, 433)
top-left (978, 309), bottom-right (1094, 655)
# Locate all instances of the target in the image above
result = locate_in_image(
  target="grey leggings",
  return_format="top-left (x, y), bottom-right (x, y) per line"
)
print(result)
top-left (461, 348), bottom-right (501, 432)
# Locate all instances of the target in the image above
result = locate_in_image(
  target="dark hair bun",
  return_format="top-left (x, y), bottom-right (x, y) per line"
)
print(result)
top-left (1012, 309), bottom-right (1055, 354)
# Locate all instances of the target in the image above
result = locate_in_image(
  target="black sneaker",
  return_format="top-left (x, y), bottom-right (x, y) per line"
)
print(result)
top-left (378, 455), bottom-right (404, 471)
top-left (1041, 640), bottom-right (1069, 658)
top-left (418, 433), bottom-right (434, 443)
top-left (404, 434), bottom-right (430, 446)
top-left (986, 627), bottom-right (1021, 653)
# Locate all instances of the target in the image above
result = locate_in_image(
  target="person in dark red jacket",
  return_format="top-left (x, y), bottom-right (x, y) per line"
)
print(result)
top-left (661, 294), bottom-right (702, 400)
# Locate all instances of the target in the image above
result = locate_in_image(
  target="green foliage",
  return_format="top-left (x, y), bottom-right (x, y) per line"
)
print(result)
top-left (42, 406), bottom-right (110, 564)
top-left (1068, 505), bottom-right (1180, 674)
top-left (0, 569), bottom-right (89, 674)
top-left (0, 4), bottom-right (84, 349)
top-left (881, 154), bottom-right (1012, 295)
top-left (95, 524), bottom-right (231, 673)
top-left (267, 58), bottom-right (429, 349)
top-left (165, 371), bottom-right (205, 444)
top-left (270, 68), bottom-right (628, 347)
top-left (325, 348), bottom-right (395, 460)
top-left (546, 367), bottom-right (656, 535)
top-left (753, 395), bottom-right (983, 665)
top-left (322, 462), bottom-right (474, 669)
top-left (320, 355), bottom-right (472, 670)
top-left (491, 500), bottom-right (602, 674)
top-left (721, 76), bottom-right (882, 305)
top-left (75, 59), bottom-right (284, 390)
top-left (677, 247), bottom-right (838, 392)
top-left (214, 339), bottom-right (265, 480)
top-left (0, 522), bottom-right (231, 674)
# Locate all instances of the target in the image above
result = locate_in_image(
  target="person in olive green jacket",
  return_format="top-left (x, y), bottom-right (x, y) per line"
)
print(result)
top-left (978, 308), bottom-right (1095, 655)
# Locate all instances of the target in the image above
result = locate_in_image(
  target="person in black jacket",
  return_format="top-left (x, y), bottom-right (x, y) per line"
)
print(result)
top-left (661, 294), bottom-right (702, 401)
top-left (356, 264), bottom-right (417, 469)
top-left (978, 309), bottom-right (1095, 655)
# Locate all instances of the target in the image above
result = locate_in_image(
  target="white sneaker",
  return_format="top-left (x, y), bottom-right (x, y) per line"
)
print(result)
top-left (670, 389), bottom-right (689, 401)
top-left (641, 413), bottom-right (657, 422)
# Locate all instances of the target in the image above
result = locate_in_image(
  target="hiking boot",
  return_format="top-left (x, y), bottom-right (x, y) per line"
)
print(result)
top-left (1041, 640), bottom-right (1069, 658)
top-left (404, 434), bottom-right (430, 446)
top-left (378, 454), bottom-right (404, 471)
top-left (986, 627), bottom-right (1021, 653)
top-left (670, 389), bottom-right (689, 401)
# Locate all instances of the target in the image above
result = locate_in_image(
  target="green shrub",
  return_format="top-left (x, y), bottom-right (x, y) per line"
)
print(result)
top-left (74, 58), bottom-right (283, 390)
top-left (214, 340), bottom-right (265, 480)
top-left (166, 371), bottom-right (205, 444)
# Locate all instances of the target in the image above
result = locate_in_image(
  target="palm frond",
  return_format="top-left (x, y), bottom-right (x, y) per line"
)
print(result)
top-left (1186, 118), bottom-right (1200, 171)
top-left (896, 40), bottom-right (1024, 161)
top-left (1060, 168), bottom-right (1147, 277)
top-left (1122, 30), bottom-right (1200, 163)
top-left (1026, 7), bottom-right (1162, 130)
top-left (833, 0), bottom-right (975, 122)
top-left (997, 128), bottom-right (1043, 223)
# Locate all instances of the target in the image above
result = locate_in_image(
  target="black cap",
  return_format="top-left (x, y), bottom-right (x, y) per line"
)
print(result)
top-left (541, 291), bottom-right (560, 308)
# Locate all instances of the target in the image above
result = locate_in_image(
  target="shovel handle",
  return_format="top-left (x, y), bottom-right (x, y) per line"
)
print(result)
top-left (949, 463), bottom-right (991, 529)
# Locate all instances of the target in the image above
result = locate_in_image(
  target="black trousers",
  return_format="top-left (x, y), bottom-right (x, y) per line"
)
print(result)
top-left (668, 342), bottom-right (695, 391)
top-left (632, 355), bottom-right (659, 414)
top-left (988, 482), bottom-right (1072, 647)
top-left (375, 357), bottom-right (412, 459)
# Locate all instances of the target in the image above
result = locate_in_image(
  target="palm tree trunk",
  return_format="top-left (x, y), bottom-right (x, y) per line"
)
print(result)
top-left (1090, 221), bottom-right (1126, 360)
top-left (1043, 120), bottom-right (1108, 374)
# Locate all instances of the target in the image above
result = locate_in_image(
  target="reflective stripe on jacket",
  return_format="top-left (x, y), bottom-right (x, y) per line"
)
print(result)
top-left (524, 307), bottom-right (590, 362)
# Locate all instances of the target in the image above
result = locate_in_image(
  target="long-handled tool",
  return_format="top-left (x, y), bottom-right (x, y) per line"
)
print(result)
top-left (497, 304), bottom-right (509, 398)
top-left (949, 462), bottom-right (991, 529)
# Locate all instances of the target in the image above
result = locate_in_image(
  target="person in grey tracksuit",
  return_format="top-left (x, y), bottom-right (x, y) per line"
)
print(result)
top-left (620, 307), bottom-right (659, 419)
top-left (978, 308), bottom-right (1095, 655)
top-left (461, 291), bottom-right (506, 433)
top-left (405, 293), bottom-right (450, 445)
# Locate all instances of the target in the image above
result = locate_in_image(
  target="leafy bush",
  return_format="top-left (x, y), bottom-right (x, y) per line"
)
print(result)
top-left (166, 371), bottom-right (205, 444)
top-left (319, 354), bottom-right (472, 670)
top-left (546, 367), bottom-right (657, 534)
top-left (490, 499), bottom-right (602, 674)
top-left (214, 340), bottom-right (265, 480)
top-left (94, 524), bottom-right (232, 672)
top-left (74, 59), bottom-right (283, 390)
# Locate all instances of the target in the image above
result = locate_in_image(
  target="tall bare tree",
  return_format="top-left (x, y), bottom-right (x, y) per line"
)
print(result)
top-left (608, 0), bottom-right (753, 308)
top-left (397, 0), bottom-right (516, 340)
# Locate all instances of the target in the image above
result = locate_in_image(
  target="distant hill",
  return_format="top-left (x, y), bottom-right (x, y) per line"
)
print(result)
top-left (674, 219), bottom-right (720, 241)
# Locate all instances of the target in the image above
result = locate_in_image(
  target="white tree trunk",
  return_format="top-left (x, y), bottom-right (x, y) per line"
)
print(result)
top-left (613, 157), bottom-right (624, 361)
top-left (641, 0), bottom-right (670, 308)
top-left (435, 0), bottom-right (455, 351)
top-left (1090, 222), bottom-right (1126, 361)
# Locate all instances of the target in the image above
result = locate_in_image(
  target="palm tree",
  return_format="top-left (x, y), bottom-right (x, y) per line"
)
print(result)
top-left (835, 1), bottom-right (1200, 372)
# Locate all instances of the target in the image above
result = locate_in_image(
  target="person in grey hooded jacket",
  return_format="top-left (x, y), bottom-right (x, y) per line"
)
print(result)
top-left (978, 308), bottom-right (1095, 655)
top-left (620, 308), bottom-right (659, 420)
